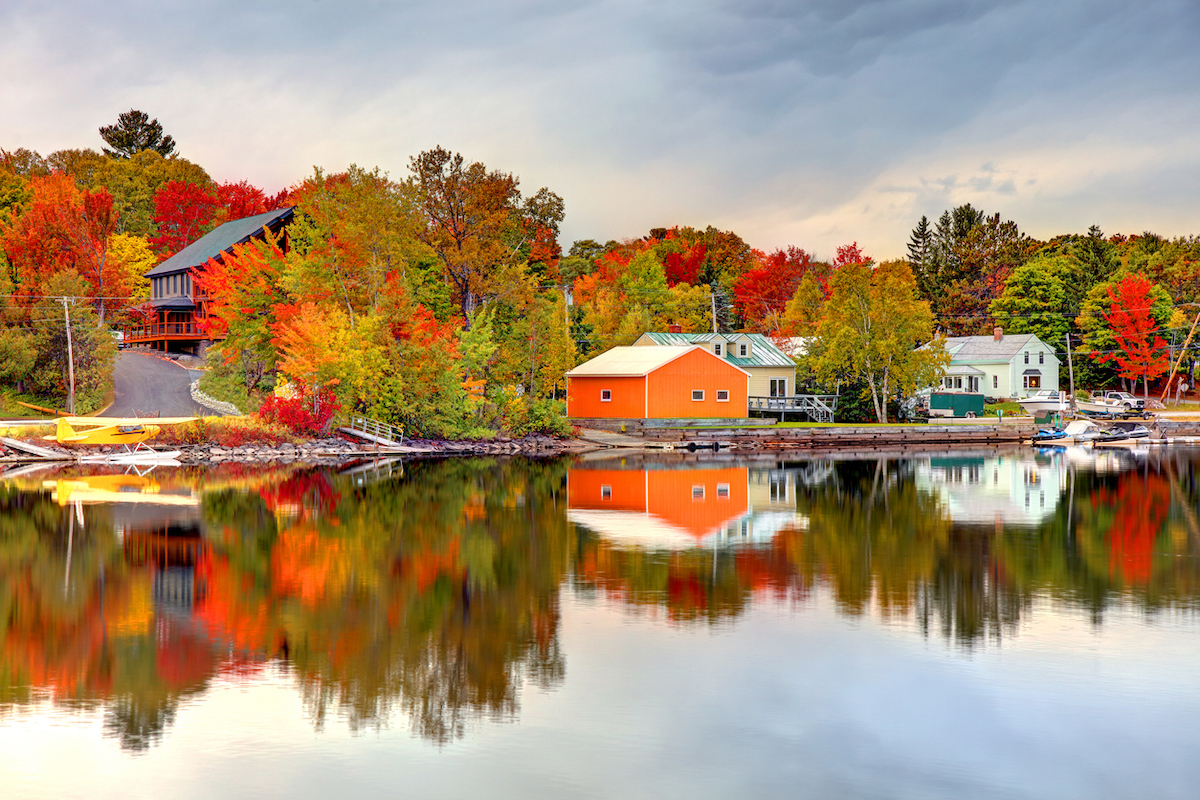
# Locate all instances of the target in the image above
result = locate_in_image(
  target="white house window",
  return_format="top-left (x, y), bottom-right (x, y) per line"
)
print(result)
top-left (739, 344), bottom-right (748, 357)
top-left (601, 485), bottom-right (612, 500)
top-left (716, 390), bottom-right (730, 402)
top-left (692, 390), bottom-right (705, 401)
top-left (770, 378), bottom-right (787, 397)
top-left (714, 343), bottom-right (722, 356)
top-left (717, 483), bottom-right (730, 499)
top-left (1039, 351), bottom-right (1044, 364)
top-left (993, 375), bottom-right (998, 389)
top-left (600, 389), bottom-right (612, 402)
top-left (692, 485), bottom-right (705, 500)
top-left (1024, 351), bottom-right (1029, 364)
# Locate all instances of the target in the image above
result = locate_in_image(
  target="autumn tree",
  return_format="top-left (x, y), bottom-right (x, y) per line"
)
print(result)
top-left (99, 110), bottom-right (177, 159)
top-left (408, 147), bottom-right (563, 326)
top-left (1, 173), bottom-right (122, 320)
top-left (1075, 272), bottom-right (1173, 391)
top-left (732, 246), bottom-right (823, 332)
top-left (217, 180), bottom-right (270, 221)
top-left (811, 260), bottom-right (947, 423)
top-left (1103, 273), bottom-right (1171, 398)
top-left (286, 166), bottom-right (417, 320)
top-left (196, 234), bottom-right (290, 394)
top-left (149, 181), bottom-right (220, 255)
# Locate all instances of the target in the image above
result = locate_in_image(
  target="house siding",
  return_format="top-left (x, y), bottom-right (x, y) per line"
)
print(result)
top-left (646, 348), bottom-right (748, 418)
top-left (567, 376), bottom-right (646, 418)
top-left (747, 367), bottom-right (796, 398)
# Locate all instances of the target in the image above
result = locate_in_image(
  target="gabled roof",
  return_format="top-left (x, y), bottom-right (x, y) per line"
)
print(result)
top-left (145, 207), bottom-right (295, 278)
top-left (634, 332), bottom-right (796, 368)
top-left (942, 333), bottom-right (1049, 363)
top-left (566, 345), bottom-right (751, 378)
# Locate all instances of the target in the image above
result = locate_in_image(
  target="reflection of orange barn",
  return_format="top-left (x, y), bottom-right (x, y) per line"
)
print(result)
top-left (568, 467), bottom-right (750, 547)
top-left (566, 346), bottom-right (749, 419)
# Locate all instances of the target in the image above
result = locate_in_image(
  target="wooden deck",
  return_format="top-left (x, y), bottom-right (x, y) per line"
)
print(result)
top-left (749, 394), bottom-right (840, 423)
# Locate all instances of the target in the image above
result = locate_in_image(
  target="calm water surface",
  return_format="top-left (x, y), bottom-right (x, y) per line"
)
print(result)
top-left (0, 448), bottom-right (1197, 799)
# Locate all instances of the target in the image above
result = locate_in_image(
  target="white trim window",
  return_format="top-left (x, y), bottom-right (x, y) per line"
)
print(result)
top-left (692, 485), bottom-right (705, 500)
top-left (600, 389), bottom-right (612, 402)
top-left (716, 390), bottom-right (730, 402)
top-left (714, 343), bottom-right (723, 356)
top-left (717, 483), bottom-right (730, 499)
top-left (739, 343), bottom-right (748, 357)
top-left (601, 485), bottom-right (612, 499)
top-left (692, 390), bottom-right (705, 401)
top-left (993, 375), bottom-right (998, 389)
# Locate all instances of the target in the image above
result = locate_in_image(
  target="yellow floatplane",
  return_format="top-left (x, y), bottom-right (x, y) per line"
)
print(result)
top-left (42, 416), bottom-right (195, 463)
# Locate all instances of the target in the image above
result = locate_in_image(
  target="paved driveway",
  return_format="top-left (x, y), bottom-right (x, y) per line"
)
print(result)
top-left (107, 351), bottom-right (208, 418)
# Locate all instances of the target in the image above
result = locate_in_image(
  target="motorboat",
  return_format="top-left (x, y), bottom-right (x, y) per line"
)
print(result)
top-left (1075, 393), bottom-right (1125, 416)
top-left (1092, 421), bottom-right (1153, 447)
top-left (1030, 419), bottom-right (1102, 446)
top-left (1017, 390), bottom-right (1069, 416)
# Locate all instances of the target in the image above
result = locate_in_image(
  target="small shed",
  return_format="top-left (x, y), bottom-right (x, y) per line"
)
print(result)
top-left (566, 345), bottom-right (750, 419)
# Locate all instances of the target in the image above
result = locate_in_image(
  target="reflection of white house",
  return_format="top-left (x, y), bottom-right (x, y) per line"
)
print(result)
top-left (915, 453), bottom-right (1067, 526)
top-left (932, 329), bottom-right (1060, 399)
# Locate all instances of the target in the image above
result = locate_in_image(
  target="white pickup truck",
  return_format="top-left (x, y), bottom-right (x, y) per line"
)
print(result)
top-left (1102, 391), bottom-right (1144, 410)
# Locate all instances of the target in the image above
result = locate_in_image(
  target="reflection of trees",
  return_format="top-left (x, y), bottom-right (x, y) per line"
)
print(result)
top-left (203, 460), bottom-right (574, 744)
top-left (6, 452), bottom-right (1200, 749)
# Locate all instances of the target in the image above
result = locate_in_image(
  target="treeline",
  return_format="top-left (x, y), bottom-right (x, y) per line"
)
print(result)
top-left (3, 109), bottom-right (1197, 426)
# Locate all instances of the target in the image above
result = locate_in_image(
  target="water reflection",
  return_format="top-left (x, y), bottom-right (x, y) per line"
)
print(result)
top-left (0, 447), bottom-right (1197, 752)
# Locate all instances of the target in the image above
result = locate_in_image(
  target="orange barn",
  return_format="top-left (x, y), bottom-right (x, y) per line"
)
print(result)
top-left (566, 345), bottom-right (749, 419)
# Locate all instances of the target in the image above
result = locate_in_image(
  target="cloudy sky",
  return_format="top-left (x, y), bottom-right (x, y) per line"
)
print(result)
top-left (2, 0), bottom-right (1198, 259)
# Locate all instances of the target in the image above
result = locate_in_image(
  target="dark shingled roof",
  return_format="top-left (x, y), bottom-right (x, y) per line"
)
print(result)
top-left (145, 207), bottom-right (295, 278)
top-left (149, 296), bottom-right (197, 310)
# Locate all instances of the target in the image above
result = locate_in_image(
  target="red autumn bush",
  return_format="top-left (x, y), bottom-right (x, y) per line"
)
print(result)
top-left (256, 383), bottom-right (340, 436)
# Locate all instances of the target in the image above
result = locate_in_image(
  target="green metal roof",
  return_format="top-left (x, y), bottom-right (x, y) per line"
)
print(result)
top-left (145, 207), bottom-right (295, 278)
top-left (634, 332), bottom-right (796, 368)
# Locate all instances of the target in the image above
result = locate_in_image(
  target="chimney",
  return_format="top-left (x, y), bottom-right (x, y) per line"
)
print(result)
top-left (668, 323), bottom-right (682, 333)
top-left (993, 326), bottom-right (1003, 342)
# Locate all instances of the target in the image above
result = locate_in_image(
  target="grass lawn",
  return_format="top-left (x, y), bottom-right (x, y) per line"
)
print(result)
top-left (984, 401), bottom-right (1023, 416)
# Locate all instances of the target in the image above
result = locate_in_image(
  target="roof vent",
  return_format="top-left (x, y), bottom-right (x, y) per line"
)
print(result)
top-left (993, 326), bottom-right (1003, 342)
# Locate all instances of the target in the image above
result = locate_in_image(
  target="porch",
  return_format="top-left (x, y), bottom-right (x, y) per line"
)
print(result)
top-left (748, 394), bottom-right (840, 423)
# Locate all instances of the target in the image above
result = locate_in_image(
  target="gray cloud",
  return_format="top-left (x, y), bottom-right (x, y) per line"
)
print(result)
top-left (2, 0), bottom-right (1199, 256)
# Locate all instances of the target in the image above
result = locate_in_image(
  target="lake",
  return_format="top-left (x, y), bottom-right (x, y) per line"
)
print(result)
top-left (0, 447), bottom-right (1197, 799)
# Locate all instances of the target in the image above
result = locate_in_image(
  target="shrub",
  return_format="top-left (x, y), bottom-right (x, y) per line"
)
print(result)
top-left (256, 383), bottom-right (340, 436)
top-left (155, 416), bottom-right (295, 447)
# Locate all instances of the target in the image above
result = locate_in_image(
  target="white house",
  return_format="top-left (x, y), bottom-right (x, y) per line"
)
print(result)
top-left (934, 328), bottom-right (1060, 400)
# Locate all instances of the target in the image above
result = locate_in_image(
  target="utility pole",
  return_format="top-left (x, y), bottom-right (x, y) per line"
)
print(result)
top-left (1064, 332), bottom-right (1076, 414)
top-left (60, 297), bottom-right (76, 414)
top-left (1161, 310), bottom-right (1200, 403)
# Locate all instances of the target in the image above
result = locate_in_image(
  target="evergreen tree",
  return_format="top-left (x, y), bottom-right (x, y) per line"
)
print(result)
top-left (99, 110), bottom-right (176, 159)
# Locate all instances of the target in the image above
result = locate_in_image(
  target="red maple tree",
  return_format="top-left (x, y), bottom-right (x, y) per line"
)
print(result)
top-left (732, 246), bottom-right (821, 332)
top-left (217, 180), bottom-right (269, 221)
top-left (1103, 273), bottom-right (1169, 397)
top-left (150, 180), bottom-right (220, 255)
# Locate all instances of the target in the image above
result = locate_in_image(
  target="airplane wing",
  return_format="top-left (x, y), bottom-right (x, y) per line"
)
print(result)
top-left (65, 416), bottom-right (198, 427)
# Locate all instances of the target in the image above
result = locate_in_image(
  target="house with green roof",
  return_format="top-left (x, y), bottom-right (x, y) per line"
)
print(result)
top-left (126, 207), bottom-right (295, 354)
top-left (935, 329), bottom-right (1060, 399)
top-left (633, 331), bottom-right (797, 399)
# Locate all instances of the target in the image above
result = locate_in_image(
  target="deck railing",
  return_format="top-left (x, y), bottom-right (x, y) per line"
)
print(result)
top-left (749, 394), bottom-right (840, 423)
top-left (346, 415), bottom-right (405, 446)
top-left (123, 323), bottom-right (223, 342)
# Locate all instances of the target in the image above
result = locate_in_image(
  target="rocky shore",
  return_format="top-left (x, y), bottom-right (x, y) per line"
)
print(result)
top-left (172, 434), bottom-right (588, 464)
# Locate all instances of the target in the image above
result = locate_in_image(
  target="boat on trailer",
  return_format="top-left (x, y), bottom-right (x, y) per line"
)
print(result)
top-left (1017, 390), bottom-right (1070, 416)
